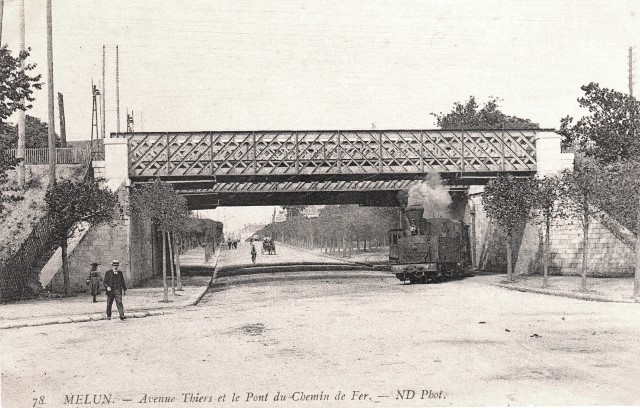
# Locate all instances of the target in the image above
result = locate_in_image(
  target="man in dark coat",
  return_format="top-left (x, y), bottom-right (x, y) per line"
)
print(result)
top-left (104, 260), bottom-right (127, 320)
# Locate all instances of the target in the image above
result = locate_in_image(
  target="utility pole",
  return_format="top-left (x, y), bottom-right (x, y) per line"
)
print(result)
top-left (116, 45), bottom-right (120, 134)
top-left (101, 45), bottom-right (106, 138)
top-left (58, 93), bottom-right (66, 146)
top-left (17, 0), bottom-right (26, 187)
top-left (629, 47), bottom-right (635, 97)
top-left (91, 82), bottom-right (100, 140)
top-left (46, 0), bottom-right (56, 187)
top-left (0, 0), bottom-right (4, 46)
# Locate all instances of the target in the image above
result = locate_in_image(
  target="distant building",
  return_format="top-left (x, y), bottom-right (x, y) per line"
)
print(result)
top-left (239, 223), bottom-right (266, 241)
top-left (302, 206), bottom-right (322, 219)
top-left (273, 208), bottom-right (287, 223)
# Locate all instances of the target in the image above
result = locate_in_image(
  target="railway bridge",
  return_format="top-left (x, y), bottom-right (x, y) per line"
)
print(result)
top-left (49, 128), bottom-right (574, 293)
top-left (97, 128), bottom-right (571, 208)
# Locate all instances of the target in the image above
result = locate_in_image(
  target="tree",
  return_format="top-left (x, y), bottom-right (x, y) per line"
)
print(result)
top-left (0, 115), bottom-right (60, 148)
top-left (283, 205), bottom-right (306, 220)
top-left (560, 156), bottom-right (604, 292)
top-left (0, 46), bottom-right (41, 210)
top-left (559, 83), bottom-right (640, 164)
top-left (532, 175), bottom-right (567, 288)
top-left (432, 96), bottom-right (539, 130)
top-left (0, 45), bottom-right (42, 124)
top-left (482, 175), bottom-right (537, 281)
top-left (45, 180), bottom-right (119, 295)
top-left (130, 180), bottom-right (187, 302)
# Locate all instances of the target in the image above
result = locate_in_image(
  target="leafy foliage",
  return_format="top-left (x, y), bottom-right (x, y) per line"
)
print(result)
top-left (282, 205), bottom-right (306, 219)
top-left (184, 216), bottom-right (224, 244)
top-left (0, 46), bottom-right (41, 214)
top-left (432, 96), bottom-right (539, 129)
top-left (0, 115), bottom-right (61, 149)
top-left (0, 46), bottom-right (43, 122)
top-left (559, 83), bottom-right (640, 164)
top-left (482, 175), bottom-right (537, 235)
top-left (45, 180), bottom-right (119, 241)
top-left (129, 179), bottom-right (188, 233)
top-left (532, 175), bottom-right (567, 225)
top-left (260, 205), bottom-right (398, 246)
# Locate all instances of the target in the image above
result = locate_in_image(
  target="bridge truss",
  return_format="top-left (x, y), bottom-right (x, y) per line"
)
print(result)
top-left (123, 129), bottom-right (541, 207)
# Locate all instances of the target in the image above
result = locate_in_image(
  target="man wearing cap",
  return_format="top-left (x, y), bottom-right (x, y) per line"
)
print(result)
top-left (103, 260), bottom-right (127, 320)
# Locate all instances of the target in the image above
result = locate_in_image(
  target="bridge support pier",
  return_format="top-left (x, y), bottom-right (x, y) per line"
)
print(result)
top-left (535, 131), bottom-right (573, 176)
top-left (104, 137), bottom-right (129, 182)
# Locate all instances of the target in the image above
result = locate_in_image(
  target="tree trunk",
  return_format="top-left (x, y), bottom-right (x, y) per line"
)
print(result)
top-left (343, 236), bottom-right (347, 257)
top-left (506, 232), bottom-right (513, 282)
top-left (635, 194), bottom-right (640, 299)
top-left (61, 239), bottom-right (69, 295)
top-left (162, 232), bottom-right (168, 302)
top-left (581, 202), bottom-right (589, 292)
top-left (168, 232), bottom-right (176, 295)
top-left (543, 215), bottom-right (550, 288)
top-left (174, 234), bottom-right (183, 291)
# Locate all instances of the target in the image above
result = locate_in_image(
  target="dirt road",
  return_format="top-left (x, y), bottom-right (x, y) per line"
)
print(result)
top-left (2, 271), bottom-right (640, 407)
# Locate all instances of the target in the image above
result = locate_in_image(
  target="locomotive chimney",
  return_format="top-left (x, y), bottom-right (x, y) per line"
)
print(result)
top-left (404, 204), bottom-right (424, 234)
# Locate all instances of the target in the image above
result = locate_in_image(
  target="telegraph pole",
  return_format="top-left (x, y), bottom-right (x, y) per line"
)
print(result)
top-left (0, 0), bottom-right (4, 46)
top-left (116, 45), bottom-right (120, 134)
top-left (17, 0), bottom-right (26, 187)
top-left (58, 93), bottom-right (66, 146)
top-left (102, 45), bottom-right (106, 138)
top-left (629, 47), bottom-right (634, 97)
top-left (46, 0), bottom-right (56, 187)
top-left (91, 82), bottom-right (100, 140)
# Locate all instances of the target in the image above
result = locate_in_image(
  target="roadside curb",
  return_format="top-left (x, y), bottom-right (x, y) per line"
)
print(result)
top-left (192, 245), bottom-right (222, 306)
top-left (494, 283), bottom-right (639, 303)
top-left (0, 249), bottom-right (223, 331)
top-left (0, 309), bottom-right (177, 330)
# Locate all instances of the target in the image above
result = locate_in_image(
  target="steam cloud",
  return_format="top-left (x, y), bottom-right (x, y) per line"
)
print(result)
top-left (407, 173), bottom-right (452, 218)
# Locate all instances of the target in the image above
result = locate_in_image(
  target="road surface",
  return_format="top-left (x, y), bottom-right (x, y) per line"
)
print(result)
top-left (2, 246), bottom-right (639, 407)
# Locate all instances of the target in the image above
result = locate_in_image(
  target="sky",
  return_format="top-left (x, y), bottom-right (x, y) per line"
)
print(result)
top-left (2, 0), bottom-right (638, 232)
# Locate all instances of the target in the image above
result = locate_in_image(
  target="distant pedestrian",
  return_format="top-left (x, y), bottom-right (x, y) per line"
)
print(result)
top-left (87, 262), bottom-right (102, 303)
top-left (233, 239), bottom-right (238, 249)
top-left (251, 244), bottom-right (257, 264)
top-left (228, 239), bottom-right (232, 250)
top-left (104, 260), bottom-right (127, 321)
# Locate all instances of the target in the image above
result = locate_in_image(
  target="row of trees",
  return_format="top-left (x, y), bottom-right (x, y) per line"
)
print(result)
top-left (41, 178), bottom-right (223, 298)
top-left (130, 180), bottom-right (223, 301)
top-left (482, 83), bottom-right (640, 297)
top-left (259, 205), bottom-right (399, 253)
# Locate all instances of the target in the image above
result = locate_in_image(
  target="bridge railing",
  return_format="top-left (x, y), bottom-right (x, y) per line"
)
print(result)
top-left (3, 140), bottom-right (105, 165)
top-left (124, 129), bottom-right (539, 178)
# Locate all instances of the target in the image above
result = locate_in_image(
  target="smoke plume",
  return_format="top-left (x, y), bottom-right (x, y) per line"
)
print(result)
top-left (407, 173), bottom-right (452, 218)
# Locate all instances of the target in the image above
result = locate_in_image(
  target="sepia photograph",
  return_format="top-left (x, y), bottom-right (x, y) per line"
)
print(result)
top-left (0, 1), bottom-right (639, 406)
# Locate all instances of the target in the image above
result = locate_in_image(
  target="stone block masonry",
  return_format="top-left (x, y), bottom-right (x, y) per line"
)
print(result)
top-left (50, 183), bottom-right (156, 293)
top-left (545, 214), bottom-right (635, 277)
top-left (468, 186), bottom-right (635, 278)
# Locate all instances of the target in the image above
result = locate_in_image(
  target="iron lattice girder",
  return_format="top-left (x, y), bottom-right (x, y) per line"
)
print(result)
top-left (178, 179), bottom-right (421, 195)
top-left (125, 129), bottom-right (540, 178)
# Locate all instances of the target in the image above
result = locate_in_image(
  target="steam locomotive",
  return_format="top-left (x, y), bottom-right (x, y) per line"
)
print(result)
top-left (389, 204), bottom-right (472, 284)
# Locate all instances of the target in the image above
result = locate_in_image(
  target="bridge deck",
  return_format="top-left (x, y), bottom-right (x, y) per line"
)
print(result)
top-left (122, 129), bottom-right (540, 179)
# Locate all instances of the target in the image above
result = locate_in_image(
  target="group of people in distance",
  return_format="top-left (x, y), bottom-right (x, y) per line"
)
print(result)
top-left (227, 238), bottom-right (239, 249)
